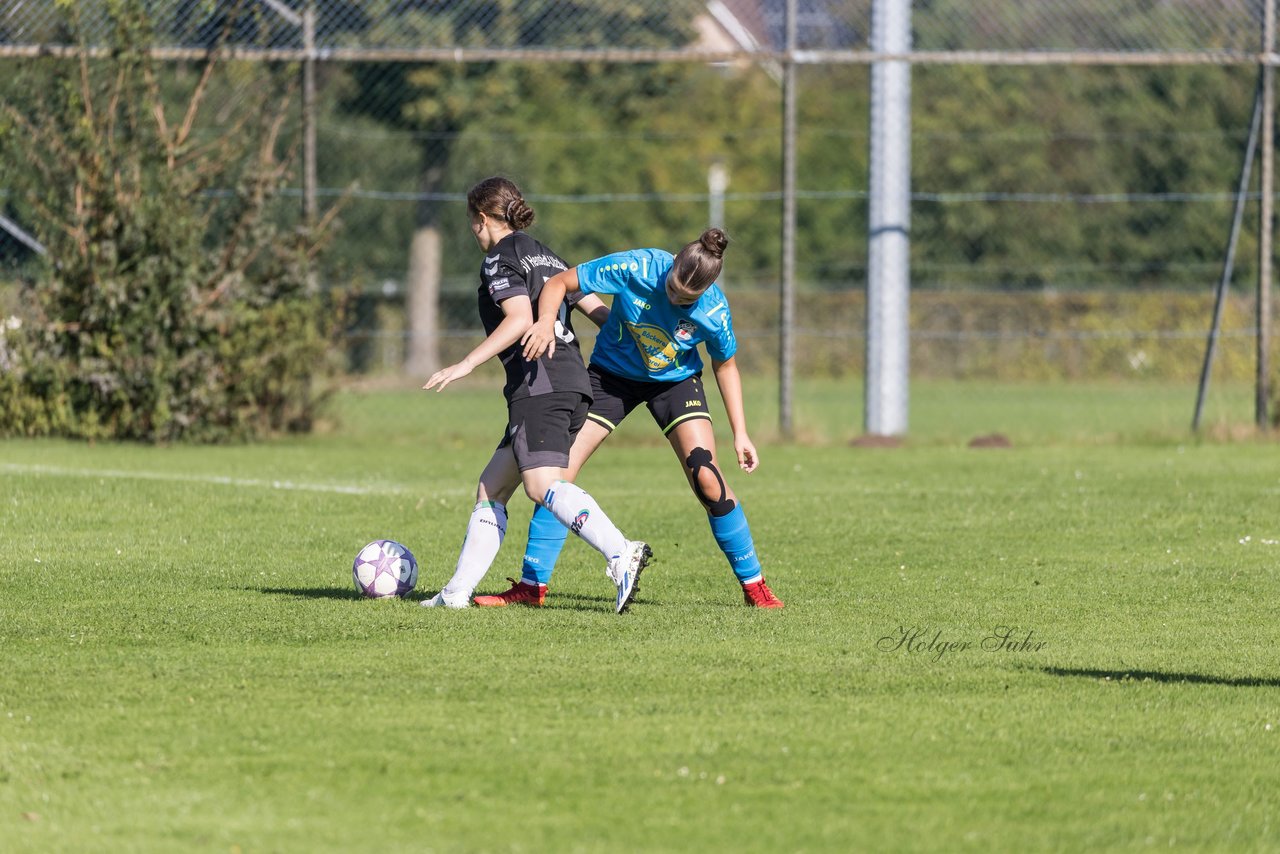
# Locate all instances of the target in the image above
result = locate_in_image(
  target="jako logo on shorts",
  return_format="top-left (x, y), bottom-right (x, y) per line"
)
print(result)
top-left (571, 510), bottom-right (590, 534)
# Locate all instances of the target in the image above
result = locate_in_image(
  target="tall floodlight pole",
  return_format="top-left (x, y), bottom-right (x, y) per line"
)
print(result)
top-left (865, 0), bottom-right (912, 437)
top-left (1259, 0), bottom-right (1276, 429)
top-left (779, 0), bottom-right (798, 438)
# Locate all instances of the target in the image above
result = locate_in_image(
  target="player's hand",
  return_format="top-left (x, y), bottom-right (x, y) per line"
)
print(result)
top-left (423, 359), bottom-right (473, 392)
top-left (734, 434), bottom-right (759, 473)
top-left (521, 318), bottom-right (557, 360)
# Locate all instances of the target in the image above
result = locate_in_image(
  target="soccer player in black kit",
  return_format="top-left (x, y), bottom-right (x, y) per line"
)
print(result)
top-left (420, 177), bottom-right (651, 613)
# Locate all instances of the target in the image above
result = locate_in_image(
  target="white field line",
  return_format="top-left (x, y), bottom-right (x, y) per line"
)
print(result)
top-left (0, 462), bottom-right (423, 496)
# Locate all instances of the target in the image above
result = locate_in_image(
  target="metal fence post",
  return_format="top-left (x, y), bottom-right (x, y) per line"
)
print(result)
top-left (1194, 78), bottom-right (1262, 432)
top-left (1259, 0), bottom-right (1276, 429)
top-left (779, 0), bottom-right (798, 439)
top-left (302, 1), bottom-right (318, 229)
top-left (866, 0), bottom-right (912, 437)
top-left (708, 158), bottom-right (727, 231)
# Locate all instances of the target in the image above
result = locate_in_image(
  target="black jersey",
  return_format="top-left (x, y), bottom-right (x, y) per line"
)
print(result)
top-left (478, 231), bottom-right (591, 403)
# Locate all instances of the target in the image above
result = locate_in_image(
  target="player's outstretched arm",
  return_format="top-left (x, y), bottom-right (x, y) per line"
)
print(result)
top-left (575, 294), bottom-right (610, 328)
top-left (424, 296), bottom-right (534, 392)
top-left (712, 356), bottom-right (758, 473)
top-left (521, 267), bottom-right (581, 360)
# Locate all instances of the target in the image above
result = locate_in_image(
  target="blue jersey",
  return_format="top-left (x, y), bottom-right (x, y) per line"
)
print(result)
top-left (577, 248), bottom-right (737, 383)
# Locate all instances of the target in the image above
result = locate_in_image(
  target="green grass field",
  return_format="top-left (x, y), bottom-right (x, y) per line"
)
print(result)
top-left (2, 379), bottom-right (1277, 851)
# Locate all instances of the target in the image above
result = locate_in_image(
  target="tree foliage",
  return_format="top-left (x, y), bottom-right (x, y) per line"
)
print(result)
top-left (0, 0), bottom-right (341, 442)
top-left (4, 3), bottom-right (1270, 401)
top-left (310, 58), bottom-right (1256, 294)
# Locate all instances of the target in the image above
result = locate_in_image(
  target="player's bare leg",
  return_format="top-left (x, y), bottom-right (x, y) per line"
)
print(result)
top-left (666, 418), bottom-right (737, 513)
top-left (667, 419), bottom-right (782, 608)
top-left (562, 418), bottom-right (612, 480)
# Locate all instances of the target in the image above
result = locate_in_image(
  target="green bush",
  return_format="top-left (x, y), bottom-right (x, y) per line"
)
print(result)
top-left (0, 0), bottom-right (340, 442)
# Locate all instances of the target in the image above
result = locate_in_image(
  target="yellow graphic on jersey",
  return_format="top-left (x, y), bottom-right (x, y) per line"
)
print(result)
top-left (624, 322), bottom-right (681, 372)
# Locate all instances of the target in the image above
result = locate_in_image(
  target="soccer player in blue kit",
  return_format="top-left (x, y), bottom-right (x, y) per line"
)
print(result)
top-left (419, 177), bottom-right (651, 612)
top-left (476, 227), bottom-right (783, 609)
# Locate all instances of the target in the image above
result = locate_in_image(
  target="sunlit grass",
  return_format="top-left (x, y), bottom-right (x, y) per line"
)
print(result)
top-left (1, 380), bottom-right (1276, 851)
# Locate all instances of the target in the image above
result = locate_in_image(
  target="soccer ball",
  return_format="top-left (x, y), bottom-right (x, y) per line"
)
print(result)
top-left (353, 539), bottom-right (418, 599)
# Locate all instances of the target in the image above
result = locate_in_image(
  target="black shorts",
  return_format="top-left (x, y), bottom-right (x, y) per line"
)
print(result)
top-left (497, 392), bottom-right (590, 471)
top-left (585, 364), bottom-right (712, 436)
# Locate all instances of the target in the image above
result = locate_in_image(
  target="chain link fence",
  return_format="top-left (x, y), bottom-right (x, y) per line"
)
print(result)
top-left (1, 1), bottom-right (1275, 421)
top-left (1, 1), bottom-right (1265, 53)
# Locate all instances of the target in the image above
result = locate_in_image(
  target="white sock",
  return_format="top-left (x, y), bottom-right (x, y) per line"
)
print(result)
top-left (542, 481), bottom-right (627, 561)
top-left (441, 501), bottom-right (507, 598)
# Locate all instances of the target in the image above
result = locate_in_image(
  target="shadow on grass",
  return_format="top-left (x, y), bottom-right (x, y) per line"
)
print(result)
top-left (249, 586), bottom-right (364, 601)
top-left (248, 585), bottom-right (619, 609)
top-left (248, 585), bottom-right (664, 612)
top-left (1040, 666), bottom-right (1280, 688)
top-left (536, 590), bottom-right (644, 613)
top-left (476, 590), bottom-right (668, 613)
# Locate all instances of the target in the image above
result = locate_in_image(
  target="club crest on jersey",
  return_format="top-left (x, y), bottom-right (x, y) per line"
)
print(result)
top-left (625, 322), bottom-right (680, 372)
top-left (674, 318), bottom-right (696, 342)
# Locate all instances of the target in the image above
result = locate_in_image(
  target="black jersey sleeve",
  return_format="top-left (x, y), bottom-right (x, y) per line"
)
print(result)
top-left (482, 248), bottom-right (529, 304)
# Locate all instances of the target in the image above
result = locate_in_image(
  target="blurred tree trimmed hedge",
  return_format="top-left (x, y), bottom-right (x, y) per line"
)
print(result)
top-left (0, 0), bottom-right (340, 442)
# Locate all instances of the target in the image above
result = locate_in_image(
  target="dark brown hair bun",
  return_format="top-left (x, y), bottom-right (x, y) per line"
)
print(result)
top-left (505, 198), bottom-right (535, 230)
top-left (466, 176), bottom-right (536, 230)
top-left (670, 228), bottom-right (730, 302)
top-left (699, 227), bottom-right (728, 259)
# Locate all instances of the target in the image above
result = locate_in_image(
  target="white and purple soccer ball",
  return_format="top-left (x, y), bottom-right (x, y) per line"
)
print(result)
top-left (353, 539), bottom-right (418, 599)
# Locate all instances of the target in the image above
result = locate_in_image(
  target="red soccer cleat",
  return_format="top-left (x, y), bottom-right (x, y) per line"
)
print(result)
top-left (474, 578), bottom-right (547, 607)
top-left (742, 578), bottom-right (784, 609)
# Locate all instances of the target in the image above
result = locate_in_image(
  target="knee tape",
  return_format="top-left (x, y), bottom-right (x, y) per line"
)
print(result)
top-left (684, 447), bottom-right (736, 517)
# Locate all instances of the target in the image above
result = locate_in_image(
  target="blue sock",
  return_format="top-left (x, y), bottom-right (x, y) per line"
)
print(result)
top-left (708, 504), bottom-right (762, 585)
top-left (520, 503), bottom-right (569, 586)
